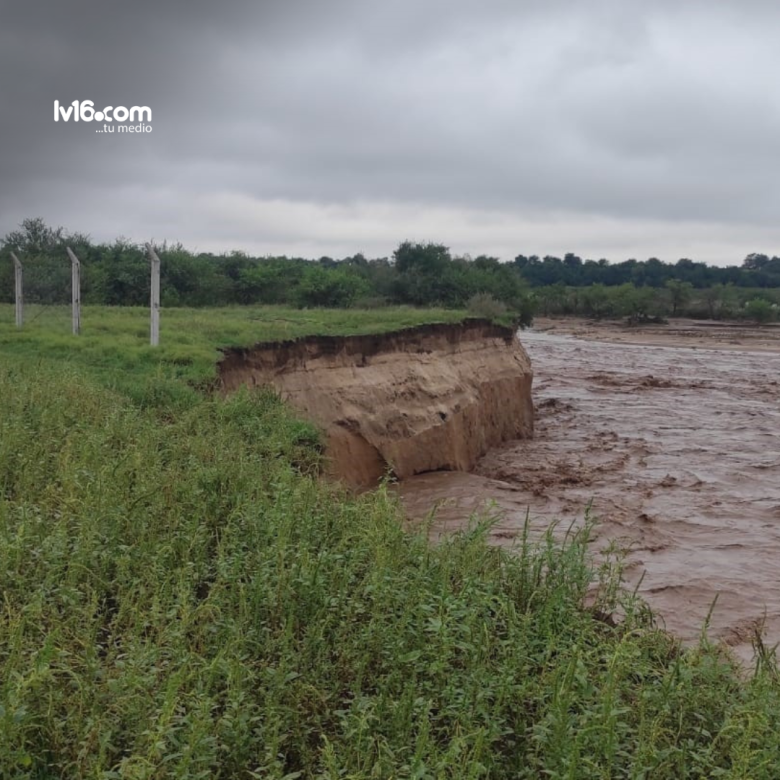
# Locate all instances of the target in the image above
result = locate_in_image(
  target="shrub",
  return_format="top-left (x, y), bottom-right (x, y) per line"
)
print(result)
top-left (743, 298), bottom-right (776, 324)
top-left (467, 292), bottom-right (508, 320)
top-left (296, 267), bottom-right (370, 308)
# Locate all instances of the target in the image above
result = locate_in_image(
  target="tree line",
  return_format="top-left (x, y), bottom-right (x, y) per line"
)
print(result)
top-left (514, 252), bottom-right (780, 289)
top-left (2, 218), bottom-right (779, 324)
top-left (0, 218), bottom-right (534, 322)
top-left (533, 281), bottom-right (779, 324)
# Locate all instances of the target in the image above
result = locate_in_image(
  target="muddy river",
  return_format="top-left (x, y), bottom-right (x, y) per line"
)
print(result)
top-left (400, 325), bottom-right (780, 662)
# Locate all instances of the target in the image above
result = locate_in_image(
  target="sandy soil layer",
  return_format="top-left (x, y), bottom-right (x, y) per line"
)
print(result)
top-left (399, 321), bottom-right (780, 662)
top-left (219, 320), bottom-right (533, 487)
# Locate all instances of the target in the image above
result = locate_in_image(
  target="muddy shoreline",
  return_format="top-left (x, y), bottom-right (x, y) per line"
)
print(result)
top-left (400, 318), bottom-right (780, 662)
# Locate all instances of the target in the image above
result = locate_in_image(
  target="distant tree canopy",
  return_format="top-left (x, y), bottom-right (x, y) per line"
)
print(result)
top-left (2, 218), bottom-right (780, 325)
top-left (0, 219), bottom-right (537, 322)
top-left (513, 252), bottom-right (780, 289)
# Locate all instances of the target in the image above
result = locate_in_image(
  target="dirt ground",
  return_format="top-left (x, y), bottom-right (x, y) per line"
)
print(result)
top-left (399, 318), bottom-right (780, 663)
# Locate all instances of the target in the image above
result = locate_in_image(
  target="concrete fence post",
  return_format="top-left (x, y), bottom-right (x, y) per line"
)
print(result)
top-left (10, 251), bottom-right (23, 328)
top-left (66, 247), bottom-right (81, 335)
top-left (146, 243), bottom-right (161, 346)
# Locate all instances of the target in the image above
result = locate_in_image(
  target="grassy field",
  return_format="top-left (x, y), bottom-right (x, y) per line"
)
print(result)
top-left (1, 306), bottom-right (780, 778)
top-left (0, 304), bottom-right (469, 408)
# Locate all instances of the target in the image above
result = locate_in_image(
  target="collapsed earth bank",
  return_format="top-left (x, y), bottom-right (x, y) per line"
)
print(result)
top-left (218, 320), bottom-right (534, 487)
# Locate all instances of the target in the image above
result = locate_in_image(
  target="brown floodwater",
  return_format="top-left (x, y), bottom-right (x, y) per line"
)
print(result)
top-left (399, 327), bottom-right (780, 662)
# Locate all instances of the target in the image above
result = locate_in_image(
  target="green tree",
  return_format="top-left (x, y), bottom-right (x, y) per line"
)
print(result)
top-left (2, 216), bottom-right (64, 255)
top-left (1, 217), bottom-right (70, 305)
top-left (702, 283), bottom-right (737, 320)
top-left (96, 239), bottom-right (149, 306)
top-left (296, 266), bottom-right (369, 308)
top-left (533, 283), bottom-right (567, 316)
top-left (236, 259), bottom-right (304, 305)
top-left (743, 298), bottom-right (776, 324)
top-left (393, 241), bottom-right (451, 275)
top-left (581, 284), bottom-right (616, 319)
top-left (665, 279), bottom-right (694, 316)
top-left (613, 284), bottom-right (668, 323)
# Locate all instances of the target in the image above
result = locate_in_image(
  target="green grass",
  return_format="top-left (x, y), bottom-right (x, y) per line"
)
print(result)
top-left (1, 307), bottom-right (780, 777)
top-left (0, 305), bottom-right (468, 409)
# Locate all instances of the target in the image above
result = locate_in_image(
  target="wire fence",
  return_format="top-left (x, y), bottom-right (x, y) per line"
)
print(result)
top-left (1, 245), bottom-right (160, 342)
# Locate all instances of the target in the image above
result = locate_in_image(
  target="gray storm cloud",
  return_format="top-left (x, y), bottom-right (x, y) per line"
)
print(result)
top-left (1, 0), bottom-right (779, 263)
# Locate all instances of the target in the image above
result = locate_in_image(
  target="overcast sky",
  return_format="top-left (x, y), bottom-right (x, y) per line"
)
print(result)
top-left (1, 0), bottom-right (779, 265)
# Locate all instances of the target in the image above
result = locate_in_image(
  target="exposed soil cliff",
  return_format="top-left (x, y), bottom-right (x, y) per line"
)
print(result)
top-left (219, 319), bottom-right (534, 487)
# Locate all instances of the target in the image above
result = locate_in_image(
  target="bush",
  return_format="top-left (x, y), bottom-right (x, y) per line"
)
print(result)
top-left (581, 284), bottom-right (617, 319)
top-left (296, 267), bottom-right (370, 308)
top-left (743, 298), bottom-right (776, 324)
top-left (467, 292), bottom-right (508, 320)
top-left (614, 284), bottom-right (669, 324)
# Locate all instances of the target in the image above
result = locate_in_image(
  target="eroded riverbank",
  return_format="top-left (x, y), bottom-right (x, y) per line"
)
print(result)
top-left (400, 324), bottom-right (780, 661)
top-left (219, 319), bottom-right (533, 488)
